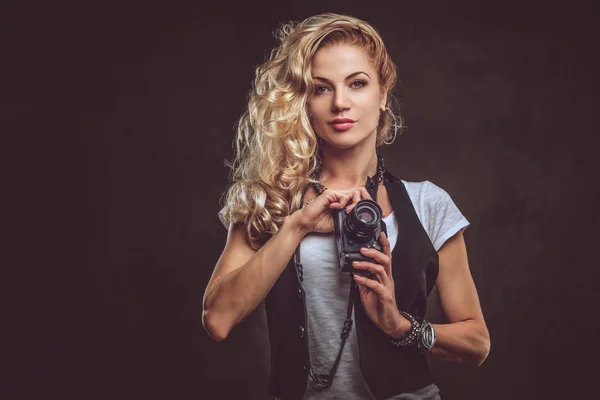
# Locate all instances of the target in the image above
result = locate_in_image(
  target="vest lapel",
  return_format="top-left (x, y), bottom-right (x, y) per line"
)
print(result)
top-left (383, 171), bottom-right (436, 315)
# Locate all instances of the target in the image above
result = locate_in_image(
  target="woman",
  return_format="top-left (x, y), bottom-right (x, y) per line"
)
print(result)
top-left (203, 13), bottom-right (490, 400)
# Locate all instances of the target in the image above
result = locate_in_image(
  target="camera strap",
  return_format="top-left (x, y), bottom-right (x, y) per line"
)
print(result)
top-left (309, 282), bottom-right (356, 387)
top-left (299, 154), bottom-right (385, 387)
top-left (294, 245), bottom-right (357, 388)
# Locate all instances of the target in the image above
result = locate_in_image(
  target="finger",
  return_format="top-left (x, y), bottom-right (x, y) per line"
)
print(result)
top-left (347, 187), bottom-right (374, 214)
top-left (326, 191), bottom-right (350, 209)
top-left (353, 273), bottom-right (388, 297)
top-left (355, 280), bottom-right (372, 297)
top-left (335, 193), bottom-right (352, 209)
top-left (346, 189), bottom-right (364, 214)
top-left (352, 261), bottom-right (390, 285)
top-left (357, 186), bottom-right (373, 201)
top-left (359, 247), bottom-right (391, 277)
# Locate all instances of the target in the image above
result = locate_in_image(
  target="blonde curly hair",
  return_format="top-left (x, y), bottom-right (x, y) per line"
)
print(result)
top-left (220, 13), bottom-right (402, 249)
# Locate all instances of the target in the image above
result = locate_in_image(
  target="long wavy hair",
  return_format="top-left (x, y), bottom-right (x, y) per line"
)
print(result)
top-left (220, 13), bottom-right (402, 249)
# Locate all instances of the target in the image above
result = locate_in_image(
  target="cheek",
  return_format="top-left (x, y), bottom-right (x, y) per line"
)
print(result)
top-left (308, 102), bottom-right (329, 124)
top-left (358, 100), bottom-right (382, 125)
top-left (356, 89), bottom-right (382, 111)
top-left (306, 106), bottom-right (322, 135)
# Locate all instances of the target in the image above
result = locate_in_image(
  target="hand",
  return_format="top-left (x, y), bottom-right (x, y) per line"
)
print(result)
top-left (343, 186), bottom-right (375, 213)
top-left (294, 185), bottom-right (378, 234)
top-left (352, 232), bottom-right (410, 338)
top-left (292, 188), bottom-right (362, 234)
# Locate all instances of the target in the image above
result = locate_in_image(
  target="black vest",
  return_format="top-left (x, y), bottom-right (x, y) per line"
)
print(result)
top-left (264, 170), bottom-right (440, 400)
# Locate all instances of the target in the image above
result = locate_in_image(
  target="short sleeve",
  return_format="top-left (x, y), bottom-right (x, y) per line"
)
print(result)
top-left (423, 181), bottom-right (470, 251)
top-left (403, 180), bottom-right (470, 252)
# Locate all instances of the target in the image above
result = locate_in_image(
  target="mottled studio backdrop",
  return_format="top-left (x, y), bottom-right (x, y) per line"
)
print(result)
top-left (4, 1), bottom-right (599, 399)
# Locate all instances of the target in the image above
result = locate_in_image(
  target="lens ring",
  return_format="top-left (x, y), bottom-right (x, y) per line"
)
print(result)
top-left (353, 202), bottom-right (381, 227)
top-left (344, 200), bottom-right (382, 242)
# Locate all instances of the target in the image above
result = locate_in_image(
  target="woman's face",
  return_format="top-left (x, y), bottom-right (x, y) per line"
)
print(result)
top-left (308, 43), bottom-right (387, 150)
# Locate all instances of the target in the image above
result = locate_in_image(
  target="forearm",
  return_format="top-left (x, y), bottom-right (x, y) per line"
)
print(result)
top-left (203, 214), bottom-right (307, 340)
top-left (391, 316), bottom-right (490, 367)
top-left (427, 320), bottom-right (490, 367)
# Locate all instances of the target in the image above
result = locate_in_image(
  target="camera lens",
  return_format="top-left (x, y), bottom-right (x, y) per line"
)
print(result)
top-left (357, 208), bottom-right (375, 223)
top-left (344, 199), bottom-right (382, 243)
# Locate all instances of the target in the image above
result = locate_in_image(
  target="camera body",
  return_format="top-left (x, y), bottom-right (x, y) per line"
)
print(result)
top-left (333, 199), bottom-right (388, 275)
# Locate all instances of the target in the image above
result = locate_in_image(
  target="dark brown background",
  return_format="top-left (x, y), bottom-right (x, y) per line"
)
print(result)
top-left (4, 1), bottom-right (599, 399)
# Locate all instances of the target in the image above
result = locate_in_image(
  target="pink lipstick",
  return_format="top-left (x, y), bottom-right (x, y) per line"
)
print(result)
top-left (330, 118), bottom-right (356, 131)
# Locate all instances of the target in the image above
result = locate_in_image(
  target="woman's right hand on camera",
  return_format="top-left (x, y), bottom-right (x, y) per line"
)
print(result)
top-left (292, 189), bottom-right (362, 234)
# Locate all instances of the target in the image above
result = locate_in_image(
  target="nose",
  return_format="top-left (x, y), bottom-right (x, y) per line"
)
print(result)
top-left (332, 88), bottom-right (351, 113)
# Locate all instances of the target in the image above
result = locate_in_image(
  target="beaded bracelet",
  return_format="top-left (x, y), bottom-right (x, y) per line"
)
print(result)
top-left (389, 311), bottom-right (421, 348)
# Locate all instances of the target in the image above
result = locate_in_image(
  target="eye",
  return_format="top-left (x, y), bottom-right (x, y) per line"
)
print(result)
top-left (350, 80), bottom-right (367, 89)
top-left (314, 85), bottom-right (330, 95)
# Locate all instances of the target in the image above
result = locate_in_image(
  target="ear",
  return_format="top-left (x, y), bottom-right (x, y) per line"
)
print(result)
top-left (379, 87), bottom-right (388, 111)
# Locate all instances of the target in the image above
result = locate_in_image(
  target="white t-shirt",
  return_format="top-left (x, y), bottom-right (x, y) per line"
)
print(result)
top-left (218, 180), bottom-right (470, 400)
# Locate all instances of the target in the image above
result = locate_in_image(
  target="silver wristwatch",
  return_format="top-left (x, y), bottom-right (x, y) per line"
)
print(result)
top-left (417, 320), bottom-right (436, 353)
top-left (389, 312), bottom-right (436, 353)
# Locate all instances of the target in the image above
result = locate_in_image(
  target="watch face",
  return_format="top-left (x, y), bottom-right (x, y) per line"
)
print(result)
top-left (419, 322), bottom-right (435, 351)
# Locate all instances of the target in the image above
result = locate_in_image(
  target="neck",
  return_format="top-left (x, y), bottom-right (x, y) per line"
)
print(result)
top-left (318, 144), bottom-right (379, 189)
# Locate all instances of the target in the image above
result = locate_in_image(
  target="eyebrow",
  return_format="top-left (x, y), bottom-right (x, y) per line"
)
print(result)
top-left (312, 71), bottom-right (371, 83)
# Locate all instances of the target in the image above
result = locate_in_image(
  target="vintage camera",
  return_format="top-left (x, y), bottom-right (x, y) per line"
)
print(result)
top-left (333, 199), bottom-right (388, 276)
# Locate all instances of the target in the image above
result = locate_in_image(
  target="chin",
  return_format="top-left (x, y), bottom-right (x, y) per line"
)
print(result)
top-left (323, 139), bottom-right (362, 149)
top-left (318, 130), bottom-right (375, 150)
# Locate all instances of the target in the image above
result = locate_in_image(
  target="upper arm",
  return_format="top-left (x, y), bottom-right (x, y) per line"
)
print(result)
top-left (205, 222), bottom-right (257, 295)
top-left (435, 229), bottom-right (485, 324)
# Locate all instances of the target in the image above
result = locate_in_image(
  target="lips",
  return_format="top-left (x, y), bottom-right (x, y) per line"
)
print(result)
top-left (330, 118), bottom-right (356, 131)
